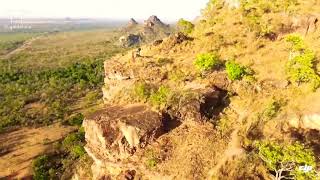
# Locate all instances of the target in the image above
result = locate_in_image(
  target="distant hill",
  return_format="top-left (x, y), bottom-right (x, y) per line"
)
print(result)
top-left (119, 15), bottom-right (173, 47)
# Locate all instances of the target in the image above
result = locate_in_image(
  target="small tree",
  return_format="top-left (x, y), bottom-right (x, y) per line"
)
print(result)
top-left (256, 141), bottom-right (317, 180)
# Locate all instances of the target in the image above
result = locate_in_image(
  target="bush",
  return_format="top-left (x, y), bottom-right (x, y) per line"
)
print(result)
top-left (225, 60), bottom-right (248, 81)
top-left (62, 130), bottom-right (85, 150)
top-left (256, 141), bottom-right (317, 180)
top-left (285, 34), bottom-right (320, 90)
top-left (133, 82), bottom-right (152, 102)
top-left (149, 86), bottom-right (171, 109)
top-left (70, 145), bottom-right (86, 158)
top-left (177, 19), bottom-right (195, 34)
top-left (32, 155), bottom-right (50, 180)
top-left (67, 113), bottom-right (84, 126)
top-left (285, 34), bottom-right (305, 51)
top-left (194, 53), bottom-right (220, 72)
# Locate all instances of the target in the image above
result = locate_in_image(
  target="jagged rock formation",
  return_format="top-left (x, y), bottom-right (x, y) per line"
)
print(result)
top-left (119, 16), bottom-right (172, 47)
top-left (128, 18), bottom-right (138, 27)
top-left (144, 15), bottom-right (166, 27)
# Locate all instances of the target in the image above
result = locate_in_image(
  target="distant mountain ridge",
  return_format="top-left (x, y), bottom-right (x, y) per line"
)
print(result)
top-left (119, 15), bottom-right (172, 47)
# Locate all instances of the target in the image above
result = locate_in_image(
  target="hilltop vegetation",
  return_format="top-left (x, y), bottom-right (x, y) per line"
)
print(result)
top-left (1, 0), bottom-right (320, 179)
top-left (81, 0), bottom-right (320, 179)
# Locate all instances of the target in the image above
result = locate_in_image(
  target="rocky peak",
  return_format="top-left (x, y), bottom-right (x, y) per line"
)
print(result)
top-left (144, 15), bottom-right (165, 27)
top-left (127, 18), bottom-right (138, 26)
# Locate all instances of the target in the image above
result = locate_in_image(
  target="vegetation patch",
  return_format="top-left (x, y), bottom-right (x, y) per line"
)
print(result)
top-left (149, 86), bottom-right (172, 109)
top-left (177, 19), bottom-right (195, 34)
top-left (65, 113), bottom-right (84, 126)
top-left (194, 53), bottom-right (220, 72)
top-left (32, 127), bottom-right (86, 179)
top-left (255, 141), bottom-right (317, 180)
top-left (262, 99), bottom-right (282, 120)
top-left (225, 60), bottom-right (252, 81)
top-left (0, 59), bottom-right (105, 130)
top-left (133, 82), bottom-right (152, 102)
top-left (285, 34), bottom-right (320, 90)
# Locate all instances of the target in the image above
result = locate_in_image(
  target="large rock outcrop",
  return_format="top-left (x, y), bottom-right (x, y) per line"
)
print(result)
top-left (83, 104), bottom-right (164, 179)
top-left (119, 34), bottom-right (142, 47)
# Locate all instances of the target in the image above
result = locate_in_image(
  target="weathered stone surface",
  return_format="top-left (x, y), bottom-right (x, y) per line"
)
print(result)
top-left (83, 104), bottom-right (164, 179)
top-left (225, 0), bottom-right (240, 9)
top-left (289, 114), bottom-right (320, 131)
top-left (83, 104), bottom-right (163, 161)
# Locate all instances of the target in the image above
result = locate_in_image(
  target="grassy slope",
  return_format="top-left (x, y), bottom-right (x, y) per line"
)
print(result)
top-left (97, 1), bottom-right (320, 179)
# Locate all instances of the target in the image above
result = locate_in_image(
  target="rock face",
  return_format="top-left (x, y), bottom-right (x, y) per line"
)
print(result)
top-left (289, 114), bottom-right (320, 131)
top-left (83, 104), bottom-right (163, 179)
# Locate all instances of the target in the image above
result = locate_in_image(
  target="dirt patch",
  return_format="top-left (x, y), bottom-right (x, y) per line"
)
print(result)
top-left (0, 123), bottom-right (75, 179)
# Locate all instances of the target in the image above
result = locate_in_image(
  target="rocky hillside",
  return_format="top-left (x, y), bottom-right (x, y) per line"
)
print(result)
top-left (77, 0), bottom-right (320, 179)
top-left (119, 16), bottom-right (172, 47)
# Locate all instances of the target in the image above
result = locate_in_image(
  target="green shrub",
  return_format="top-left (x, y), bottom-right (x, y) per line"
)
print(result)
top-left (149, 86), bottom-right (171, 109)
top-left (62, 130), bottom-right (85, 150)
top-left (32, 155), bottom-right (50, 180)
top-left (194, 53), bottom-right (220, 72)
top-left (285, 34), bottom-right (320, 90)
top-left (67, 113), bottom-right (84, 126)
top-left (256, 141), bottom-right (317, 180)
top-left (70, 145), bottom-right (86, 158)
top-left (133, 82), bottom-right (152, 102)
top-left (225, 60), bottom-right (248, 81)
top-left (285, 34), bottom-right (306, 51)
top-left (177, 19), bottom-right (195, 34)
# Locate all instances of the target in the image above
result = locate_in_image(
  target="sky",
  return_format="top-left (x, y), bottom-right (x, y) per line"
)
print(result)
top-left (0, 0), bottom-right (209, 21)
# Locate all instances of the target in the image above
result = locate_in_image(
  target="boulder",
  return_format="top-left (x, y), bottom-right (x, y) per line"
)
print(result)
top-left (83, 104), bottom-right (163, 161)
top-left (83, 104), bottom-right (164, 179)
top-left (119, 34), bottom-right (142, 47)
top-left (289, 114), bottom-right (320, 131)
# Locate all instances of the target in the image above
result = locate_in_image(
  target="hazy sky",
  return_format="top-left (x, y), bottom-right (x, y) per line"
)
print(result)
top-left (1, 0), bottom-right (209, 21)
